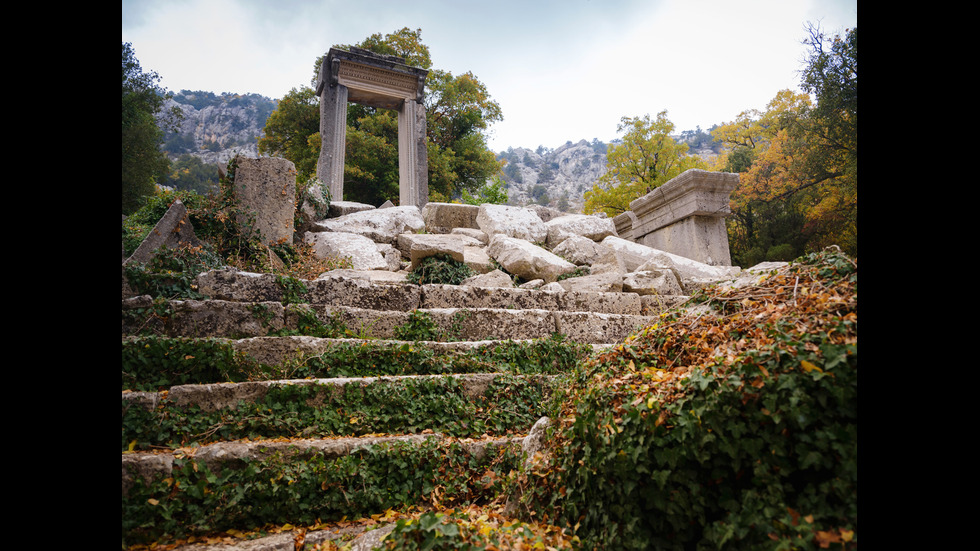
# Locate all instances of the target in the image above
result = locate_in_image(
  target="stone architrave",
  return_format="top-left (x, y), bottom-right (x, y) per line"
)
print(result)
top-left (628, 169), bottom-right (739, 266)
top-left (232, 157), bottom-right (297, 245)
top-left (315, 47), bottom-right (429, 207)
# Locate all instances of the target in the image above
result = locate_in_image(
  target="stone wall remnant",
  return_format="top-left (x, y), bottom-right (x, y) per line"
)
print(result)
top-left (624, 169), bottom-right (739, 266)
top-left (232, 157), bottom-right (297, 245)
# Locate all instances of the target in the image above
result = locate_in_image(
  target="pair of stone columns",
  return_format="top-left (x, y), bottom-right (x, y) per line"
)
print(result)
top-left (316, 47), bottom-right (429, 208)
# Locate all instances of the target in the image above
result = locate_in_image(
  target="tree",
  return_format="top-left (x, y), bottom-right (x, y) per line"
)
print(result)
top-left (259, 28), bottom-right (503, 205)
top-left (714, 24), bottom-right (857, 264)
top-left (583, 111), bottom-right (706, 216)
top-left (257, 86), bottom-right (320, 181)
top-left (122, 42), bottom-right (179, 214)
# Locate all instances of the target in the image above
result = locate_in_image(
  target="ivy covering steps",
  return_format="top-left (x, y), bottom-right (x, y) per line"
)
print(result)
top-left (121, 268), bottom-right (627, 549)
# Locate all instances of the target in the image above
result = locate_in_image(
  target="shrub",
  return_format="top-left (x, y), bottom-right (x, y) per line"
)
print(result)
top-left (406, 254), bottom-right (473, 286)
top-left (517, 249), bottom-right (858, 550)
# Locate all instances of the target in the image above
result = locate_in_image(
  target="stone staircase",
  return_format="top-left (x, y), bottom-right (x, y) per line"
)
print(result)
top-left (121, 265), bottom-right (689, 549)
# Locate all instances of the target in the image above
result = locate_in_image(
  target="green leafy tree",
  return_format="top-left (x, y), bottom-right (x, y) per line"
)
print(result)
top-left (122, 42), bottom-right (180, 214)
top-left (459, 175), bottom-right (508, 205)
top-left (257, 86), bottom-right (320, 181)
top-left (259, 28), bottom-right (503, 205)
top-left (159, 154), bottom-right (220, 195)
top-left (583, 111), bottom-right (706, 216)
top-left (714, 25), bottom-right (857, 264)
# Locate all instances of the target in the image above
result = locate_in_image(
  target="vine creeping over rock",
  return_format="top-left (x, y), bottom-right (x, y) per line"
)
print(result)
top-left (512, 248), bottom-right (858, 550)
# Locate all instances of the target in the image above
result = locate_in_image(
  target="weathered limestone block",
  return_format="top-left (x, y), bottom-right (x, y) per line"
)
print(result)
top-left (461, 269), bottom-right (515, 288)
top-left (487, 234), bottom-right (577, 283)
top-left (305, 276), bottom-right (421, 311)
top-left (451, 227), bottom-right (490, 245)
top-left (559, 291), bottom-right (642, 315)
top-left (195, 268), bottom-right (287, 302)
top-left (395, 233), bottom-right (484, 270)
top-left (421, 202), bottom-right (480, 233)
top-left (314, 206), bottom-right (425, 244)
top-left (376, 243), bottom-right (405, 271)
top-left (122, 453), bottom-right (173, 497)
top-left (233, 157), bottom-right (297, 245)
top-left (123, 199), bottom-right (201, 267)
top-left (628, 169), bottom-right (739, 265)
top-left (544, 214), bottom-right (617, 247)
top-left (328, 200), bottom-right (375, 218)
top-left (555, 312), bottom-right (655, 344)
top-left (315, 269), bottom-right (409, 284)
top-left (476, 204), bottom-right (548, 242)
top-left (552, 235), bottom-right (605, 266)
top-left (622, 269), bottom-right (684, 296)
top-left (304, 231), bottom-right (387, 271)
top-left (425, 308), bottom-right (558, 341)
top-left (612, 211), bottom-right (638, 241)
top-left (601, 236), bottom-right (740, 291)
top-left (122, 299), bottom-right (285, 338)
top-left (557, 272), bottom-right (624, 294)
top-left (463, 246), bottom-right (493, 274)
top-left (420, 284), bottom-right (561, 311)
top-left (314, 305), bottom-right (412, 339)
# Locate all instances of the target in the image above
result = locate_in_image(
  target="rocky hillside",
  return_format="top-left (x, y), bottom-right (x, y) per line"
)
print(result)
top-left (496, 140), bottom-right (609, 214)
top-left (155, 90), bottom-right (721, 212)
top-left (159, 90), bottom-right (277, 166)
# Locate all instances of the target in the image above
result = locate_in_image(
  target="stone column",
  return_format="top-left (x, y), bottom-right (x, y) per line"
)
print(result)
top-left (316, 83), bottom-right (348, 202)
top-left (398, 99), bottom-right (429, 208)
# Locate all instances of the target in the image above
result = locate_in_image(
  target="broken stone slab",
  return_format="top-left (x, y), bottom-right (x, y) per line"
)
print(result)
top-left (123, 199), bottom-right (202, 267)
top-left (544, 213), bottom-right (617, 247)
top-left (460, 269), bottom-right (515, 288)
top-left (316, 269), bottom-right (409, 284)
top-left (376, 243), bottom-right (405, 271)
top-left (551, 234), bottom-right (605, 266)
top-left (622, 268), bottom-right (685, 296)
top-left (601, 236), bottom-right (740, 291)
top-left (451, 227), bottom-right (489, 245)
top-left (304, 231), bottom-right (388, 271)
top-left (463, 246), bottom-right (493, 274)
top-left (296, 179), bottom-right (330, 235)
top-left (328, 200), bottom-right (375, 218)
top-left (420, 202), bottom-right (480, 233)
top-left (476, 204), bottom-right (548, 243)
top-left (313, 205), bottom-right (425, 244)
top-left (232, 156), bottom-right (297, 245)
top-left (487, 234), bottom-right (577, 283)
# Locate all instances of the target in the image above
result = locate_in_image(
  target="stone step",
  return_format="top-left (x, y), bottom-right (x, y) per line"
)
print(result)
top-left (121, 298), bottom-right (659, 344)
top-left (193, 267), bottom-right (688, 316)
top-left (122, 373), bottom-right (556, 451)
top-left (122, 432), bottom-right (527, 548)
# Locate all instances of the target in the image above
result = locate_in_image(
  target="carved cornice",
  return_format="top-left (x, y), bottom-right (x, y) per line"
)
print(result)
top-left (317, 47), bottom-right (427, 106)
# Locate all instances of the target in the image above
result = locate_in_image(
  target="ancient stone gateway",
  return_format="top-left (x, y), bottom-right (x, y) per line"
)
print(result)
top-left (315, 47), bottom-right (429, 208)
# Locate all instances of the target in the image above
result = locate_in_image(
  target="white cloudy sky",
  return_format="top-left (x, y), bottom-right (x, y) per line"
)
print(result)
top-left (122, 0), bottom-right (856, 153)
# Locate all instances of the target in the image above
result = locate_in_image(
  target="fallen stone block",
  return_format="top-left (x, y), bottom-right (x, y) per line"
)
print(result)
top-left (477, 204), bottom-right (547, 242)
top-left (488, 234), bottom-right (577, 283)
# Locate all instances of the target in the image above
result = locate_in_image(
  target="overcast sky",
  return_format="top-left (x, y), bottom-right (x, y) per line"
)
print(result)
top-left (122, 0), bottom-right (857, 153)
